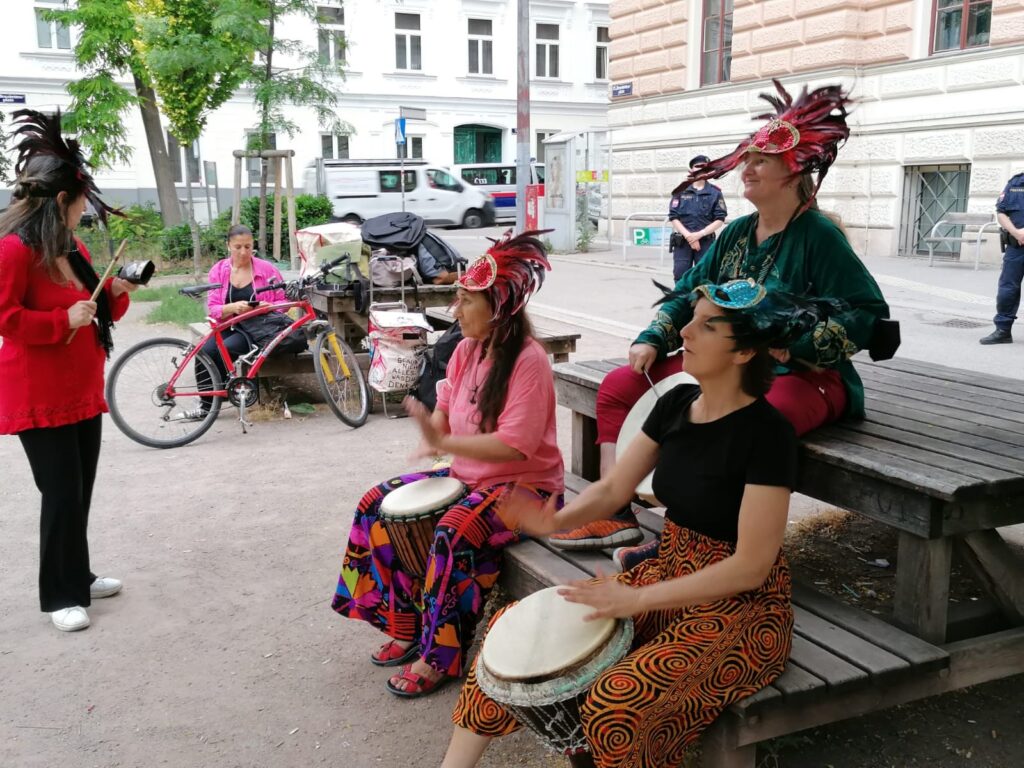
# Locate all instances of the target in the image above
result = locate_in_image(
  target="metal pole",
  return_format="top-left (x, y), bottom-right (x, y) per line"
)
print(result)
top-left (515, 0), bottom-right (530, 232)
top-left (400, 144), bottom-right (406, 212)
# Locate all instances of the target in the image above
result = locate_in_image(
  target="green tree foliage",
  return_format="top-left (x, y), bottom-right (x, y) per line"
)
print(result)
top-left (136, 0), bottom-right (259, 275)
top-left (45, 0), bottom-right (182, 225)
top-left (242, 1), bottom-right (351, 259)
top-left (239, 193), bottom-right (333, 258)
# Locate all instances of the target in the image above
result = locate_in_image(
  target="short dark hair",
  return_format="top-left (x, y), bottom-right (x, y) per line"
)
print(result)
top-left (689, 154), bottom-right (710, 169)
top-left (227, 224), bottom-right (253, 241)
top-left (738, 347), bottom-right (777, 398)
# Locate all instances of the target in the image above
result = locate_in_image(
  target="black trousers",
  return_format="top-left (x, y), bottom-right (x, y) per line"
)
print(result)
top-left (671, 236), bottom-right (715, 282)
top-left (18, 415), bottom-right (102, 612)
top-left (197, 328), bottom-right (253, 410)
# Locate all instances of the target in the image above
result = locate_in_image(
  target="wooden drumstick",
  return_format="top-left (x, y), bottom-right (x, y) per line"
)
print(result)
top-left (65, 239), bottom-right (128, 344)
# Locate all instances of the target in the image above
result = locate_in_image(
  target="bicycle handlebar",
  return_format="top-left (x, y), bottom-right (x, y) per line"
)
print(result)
top-left (179, 253), bottom-right (352, 300)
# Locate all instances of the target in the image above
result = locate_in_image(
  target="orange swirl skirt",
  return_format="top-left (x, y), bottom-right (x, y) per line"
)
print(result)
top-left (452, 521), bottom-right (793, 768)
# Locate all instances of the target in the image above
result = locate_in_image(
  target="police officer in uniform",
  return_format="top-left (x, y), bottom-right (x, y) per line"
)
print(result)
top-left (667, 154), bottom-right (727, 281)
top-left (981, 171), bottom-right (1024, 344)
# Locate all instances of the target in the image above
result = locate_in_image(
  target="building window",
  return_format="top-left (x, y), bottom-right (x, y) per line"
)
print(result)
top-left (167, 132), bottom-right (201, 184)
top-left (595, 26), bottom-right (610, 80)
top-left (932, 0), bottom-right (991, 53)
top-left (244, 131), bottom-right (277, 183)
top-left (35, 1), bottom-right (71, 50)
top-left (317, 4), bottom-right (346, 65)
top-left (535, 130), bottom-right (557, 164)
top-left (321, 133), bottom-right (349, 159)
top-left (397, 137), bottom-right (423, 160)
top-left (535, 23), bottom-right (559, 78)
top-left (379, 170), bottom-right (417, 193)
top-left (395, 12), bottom-right (422, 71)
top-left (454, 124), bottom-right (502, 164)
top-left (701, 0), bottom-right (734, 86)
top-left (468, 18), bottom-right (493, 75)
top-left (898, 164), bottom-right (971, 258)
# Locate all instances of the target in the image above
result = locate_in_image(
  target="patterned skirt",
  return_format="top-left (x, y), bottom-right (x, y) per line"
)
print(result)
top-left (452, 520), bottom-right (793, 767)
top-left (331, 467), bottom-right (557, 677)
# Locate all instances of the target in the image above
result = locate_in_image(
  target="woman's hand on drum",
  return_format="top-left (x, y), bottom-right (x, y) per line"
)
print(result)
top-left (499, 485), bottom-right (560, 537)
top-left (404, 396), bottom-right (447, 458)
top-left (628, 343), bottom-right (658, 374)
top-left (558, 575), bottom-right (639, 621)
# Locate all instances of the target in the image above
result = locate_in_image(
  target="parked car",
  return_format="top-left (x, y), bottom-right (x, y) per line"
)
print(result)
top-left (304, 159), bottom-right (495, 228)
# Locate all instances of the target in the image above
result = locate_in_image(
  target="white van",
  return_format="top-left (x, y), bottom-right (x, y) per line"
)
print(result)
top-left (452, 162), bottom-right (545, 222)
top-left (305, 159), bottom-right (496, 228)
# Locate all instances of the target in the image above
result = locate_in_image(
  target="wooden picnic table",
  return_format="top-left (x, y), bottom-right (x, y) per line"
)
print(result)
top-left (542, 355), bottom-right (1024, 766)
top-left (309, 283), bottom-right (459, 346)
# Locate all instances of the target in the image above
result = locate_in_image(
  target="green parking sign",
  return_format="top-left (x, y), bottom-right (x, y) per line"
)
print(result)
top-left (632, 227), bottom-right (666, 247)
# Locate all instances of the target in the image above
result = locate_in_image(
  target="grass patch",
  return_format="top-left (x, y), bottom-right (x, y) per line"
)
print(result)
top-left (134, 284), bottom-right (207, 328)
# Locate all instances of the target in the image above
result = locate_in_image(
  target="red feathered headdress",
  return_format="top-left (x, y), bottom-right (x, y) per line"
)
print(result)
top-left (459, 228), bottom-right (552, 341)
top-left (677, 80), bottom-right (852, 210)
top-left (10, 109), bottom-right (120, 225)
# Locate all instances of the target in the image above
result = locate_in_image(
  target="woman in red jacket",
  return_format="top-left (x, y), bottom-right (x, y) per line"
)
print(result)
top-left (0, 110), bottom-right (136, 632)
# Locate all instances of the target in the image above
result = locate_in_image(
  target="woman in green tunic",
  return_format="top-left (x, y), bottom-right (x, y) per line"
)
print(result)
top-left (551, 80), bottom-right (892, 553)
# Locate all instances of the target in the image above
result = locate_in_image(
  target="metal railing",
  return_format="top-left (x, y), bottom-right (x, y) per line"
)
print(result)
top-left (621, 212), bottom-right (672, 266)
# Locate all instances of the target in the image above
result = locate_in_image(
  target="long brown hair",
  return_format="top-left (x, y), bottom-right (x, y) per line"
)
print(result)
top-left (0, 155), bottom-right (78, 269)
top-left (475, 310), bottom-right (535, 433)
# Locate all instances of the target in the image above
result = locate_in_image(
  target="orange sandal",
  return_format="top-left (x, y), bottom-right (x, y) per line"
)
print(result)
top-left (370, 640), bottom-right (419, 668)
top-left (385, 664), bottom-right (451, 699)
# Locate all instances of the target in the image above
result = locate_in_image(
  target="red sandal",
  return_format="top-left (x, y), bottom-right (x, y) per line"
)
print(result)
top-left (370, 640), bottom-right (419, 668)
top-left (385, 664), bottom-right (451, 699)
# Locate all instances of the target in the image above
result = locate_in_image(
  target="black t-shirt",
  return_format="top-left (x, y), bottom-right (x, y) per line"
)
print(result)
top-left (641, 384), bottom-right (798, 543)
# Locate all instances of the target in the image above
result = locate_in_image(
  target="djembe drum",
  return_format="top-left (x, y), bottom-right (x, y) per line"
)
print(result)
top-left (379, 476), bottom-right (467, 576)
top-left (476, 586), bottom-right (634, 756)
top-left (615, 371), bottom-right (697, 505)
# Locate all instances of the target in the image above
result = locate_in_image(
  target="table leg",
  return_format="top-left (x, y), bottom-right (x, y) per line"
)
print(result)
top-left (894, 532), bottom-right (952, 643)
top-left (957, 530), bottom-right (1024, 624)
top-left (571, 412), bottom-right (600, 482)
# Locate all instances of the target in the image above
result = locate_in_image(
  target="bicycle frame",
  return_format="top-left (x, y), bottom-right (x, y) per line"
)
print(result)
top-left (163, 296), bottom-right (350, 400)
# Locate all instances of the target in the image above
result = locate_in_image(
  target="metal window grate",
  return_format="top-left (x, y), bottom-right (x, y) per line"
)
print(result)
top-left (898, 164), bottom-right (971, 258)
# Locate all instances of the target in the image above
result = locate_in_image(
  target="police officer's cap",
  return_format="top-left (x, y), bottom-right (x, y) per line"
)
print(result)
top-left (689, 155), bottom-right (710, 168)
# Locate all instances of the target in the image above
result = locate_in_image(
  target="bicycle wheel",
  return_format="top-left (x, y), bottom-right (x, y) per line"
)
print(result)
top-left (106, 337), bottom-right (223, 448)
top-left (314, 330), bottom-right (369, 427)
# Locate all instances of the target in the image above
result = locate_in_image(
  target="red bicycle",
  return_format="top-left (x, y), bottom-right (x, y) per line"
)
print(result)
top-left (105, 255), bottom-right (369, 448)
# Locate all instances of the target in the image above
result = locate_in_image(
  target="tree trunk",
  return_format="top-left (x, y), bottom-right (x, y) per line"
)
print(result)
top-left (134, 73), bottom-right (182, 227)
top-left (256, 6), bottom-right (276, 258)
top-left (184, 174), bottom-right (202, 279)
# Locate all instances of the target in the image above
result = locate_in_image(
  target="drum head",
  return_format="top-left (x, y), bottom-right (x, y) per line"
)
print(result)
top-left (380, 477), bottom-right (467, 518)
top-left (615, 372), bottom-right (697, 501)
top-left (482, 586), bottom-right (617, 681)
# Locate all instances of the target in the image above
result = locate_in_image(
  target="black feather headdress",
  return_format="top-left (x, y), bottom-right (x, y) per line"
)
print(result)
top-left (9, 109), bottom-right (119, 225)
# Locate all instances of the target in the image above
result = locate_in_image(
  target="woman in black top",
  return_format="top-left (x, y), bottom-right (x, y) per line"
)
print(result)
top-left (443, 280), bottom-right (831, 768)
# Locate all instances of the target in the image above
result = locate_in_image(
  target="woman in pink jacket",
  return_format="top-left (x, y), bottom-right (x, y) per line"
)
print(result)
top-left (186, 224), bottom-right (287, 419)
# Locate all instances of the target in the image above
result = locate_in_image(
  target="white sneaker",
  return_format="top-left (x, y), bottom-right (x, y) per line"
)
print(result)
top-left (178, 408), bottom-right (208, 422)
top-left (52, 606), bottom-right (90, 632)
top-left (90, 577), bottom-right (122, 599)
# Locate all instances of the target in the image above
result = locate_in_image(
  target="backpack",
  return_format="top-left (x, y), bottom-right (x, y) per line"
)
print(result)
top-left (414, 321), bottom-right (464, 411)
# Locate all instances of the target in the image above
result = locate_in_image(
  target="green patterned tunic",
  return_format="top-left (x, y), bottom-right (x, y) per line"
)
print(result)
top-left (634, 209), bottom-right (889, 419)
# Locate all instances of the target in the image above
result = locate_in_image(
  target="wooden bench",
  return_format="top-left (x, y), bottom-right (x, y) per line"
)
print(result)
top-left (923, 212), bottom-right (1002, 270)
top-left (424, 307), bottom-right (581, 364)
top-left (496, 356), bottom-right (1024, 767)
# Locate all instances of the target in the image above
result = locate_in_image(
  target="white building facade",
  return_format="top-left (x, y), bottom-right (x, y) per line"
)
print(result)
top-left (1, 0), bottom-right (611, 214)
top-left (607, 0), bottom-right (1024, 263)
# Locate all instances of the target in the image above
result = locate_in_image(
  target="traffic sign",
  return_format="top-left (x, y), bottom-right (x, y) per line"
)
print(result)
top-left (395, 117), bottom-right (406, 145)
top-left (399, 106), bottom-right (426, 120)
top-left (631, 227), bottom-right (667, 247)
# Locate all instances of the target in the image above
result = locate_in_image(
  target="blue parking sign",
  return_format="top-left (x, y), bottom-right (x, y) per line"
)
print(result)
top-left (395, 117), bottom-right (406, 146)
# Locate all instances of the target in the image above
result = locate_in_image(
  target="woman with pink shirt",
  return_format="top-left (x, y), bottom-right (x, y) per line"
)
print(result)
top-left (187, 224), bottom-right (287, 418)
top-left (331, 230), bottom-right (563, 699)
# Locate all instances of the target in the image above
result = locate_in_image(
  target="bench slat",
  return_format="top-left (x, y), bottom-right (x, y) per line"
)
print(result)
top-left (872, 358), bottom-right (1024, 397)
top-left (864, 377), bottom-right (1024, 429)
top-left (825, 427), bottom-right (1024, 487)
top-left (787, 635), bottom-right (867, 692)
top-left (793, 607), bottom-right (909, 680)
top-left (854, 409), bottom-right (1024, 466)
top-left (792, 583), bottom-right (948, 670)
top-left (501, 539), bottom-right (590, 599)
top-left (860, 366), bottom-right (1024, 416)
top-left (867, 395), bottom-right (1024, 451)
top-left (770, 661), bottom-right (827, 699)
